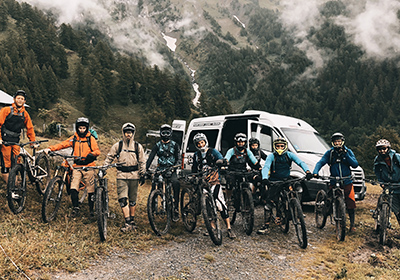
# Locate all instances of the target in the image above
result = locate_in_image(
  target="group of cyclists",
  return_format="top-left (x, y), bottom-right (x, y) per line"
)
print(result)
top-left (1, 90), bottom-right (400, 244)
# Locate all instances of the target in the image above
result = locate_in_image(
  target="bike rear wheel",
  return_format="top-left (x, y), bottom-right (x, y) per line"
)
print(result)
top-left (315, 190), bottom-right (328, 229)
top-left (147, 189), bottom-right (171, 236)
top-left (290, 198), bottom-right (308, 249)
top-left (180, 188), bottom-right (197, 232)
top-left (201, 192), bottom-right (222, 245)
top-left (379, 203), bottom-right (389, 245)
top-left (42, 176), bottom-right (64, 222)
top-left (241, 188), bottom-right (254, 235)
top-left (335, 197), bottom-right (346, 241)
top-left (35, 153), bottom-right (50, 195)
top-left (96, 186), bottom-right (108, 242)
top-left (7, 164), bottom-right (26, 214)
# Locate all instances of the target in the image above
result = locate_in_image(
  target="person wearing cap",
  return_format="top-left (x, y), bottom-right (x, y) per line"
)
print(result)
top-left (44, 117), bottom-right (100, 218)
top-left (146, 124), bottom-right (181, 222)
top-left (313, 132), bottom-right (359, 232)
top-left (104, 123), bottom-right (146, 232)
top-left (373, 139), bottom-right (400, 227)
top-left (0, 90), bottom-right (36, 183)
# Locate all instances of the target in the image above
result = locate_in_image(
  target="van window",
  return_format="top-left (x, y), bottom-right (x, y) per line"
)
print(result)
top-left (172, 130), bottom-right (184, 149)
top-left (251, 123), bottom-right (273, 152)
top-left (282, 128), bottom-right (329, 154)
top-left (187, 130), bottom-right (219, 152)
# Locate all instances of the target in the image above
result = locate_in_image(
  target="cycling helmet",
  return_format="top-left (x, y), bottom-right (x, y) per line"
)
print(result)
top-left (193, 133), bottom-right (208, 152)
top-left (122, 122), bottom-right (136, 134)
top-left (331, 132), bottom-right (345, 148)
top-left (249, 137), bottom-right (260, 149)
top-left (13, 90), bottom-right (26, 99)
top-left (76, 117), bottom-right (90, 137)
top-left (376, 139), bottom-right (391, 155)
top-left (273, 138), bottom-right (288, 155)
top-left (234, 133), bottom-right (247, 151)
top-left (160, 124), bottom-right (172, 141)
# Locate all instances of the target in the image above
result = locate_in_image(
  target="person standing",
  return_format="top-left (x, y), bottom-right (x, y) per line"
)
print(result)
top-left (44, 117), bottom-right (100, 217)
top-left (0, 90), bottom-right (36, 183)
top-left (104, 123), bottom-right (146, 232)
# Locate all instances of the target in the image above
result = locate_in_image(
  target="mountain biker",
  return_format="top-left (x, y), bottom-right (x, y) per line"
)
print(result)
top-left (0, 90), bottom-right (37, 183)
top-left (224, 133), bottom-right (260, 202)
top-left (104, 123), bottom-right (146, 232)
top-left (248, 137), bottom-right (267, 205)
top-left (313, 132), bottom-right (359, 232)
top-left (44, 117), bottom-right (100, 218)
top-left (258, 137), bottom-right (312, 235)
top-left (373, 139), bottom-right (400, 226)
top-left (146, 124), bottom-right (181, 222)
top-left (191, 133), bottom-right (236, 239)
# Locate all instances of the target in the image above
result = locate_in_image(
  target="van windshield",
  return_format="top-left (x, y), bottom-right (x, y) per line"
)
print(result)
top-left (281, 128), bottom-right (329, 154)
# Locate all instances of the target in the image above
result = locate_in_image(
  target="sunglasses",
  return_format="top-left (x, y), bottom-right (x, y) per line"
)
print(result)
top-left (377, 147), bottom-right (388, 151)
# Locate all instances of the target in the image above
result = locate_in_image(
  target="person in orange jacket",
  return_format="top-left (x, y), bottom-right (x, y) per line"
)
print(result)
top-left (44, 117), bottom-right (100, 217)
top-left (0, 90), bottom-right (36, 183)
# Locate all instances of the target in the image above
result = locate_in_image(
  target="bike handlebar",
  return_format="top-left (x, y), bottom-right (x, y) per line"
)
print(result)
top-left (3, 140), bottom-right (48, 147)
top-left (269, 176), bottom-right (306, 186)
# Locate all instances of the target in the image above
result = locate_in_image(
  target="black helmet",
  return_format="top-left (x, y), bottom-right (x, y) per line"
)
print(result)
top-left (376, 139), bottom-right (391, 156)
top-left (193, 133), bottom-right (208, 152)
top-left (273, 138), bottom-right (288, 155)
top-left (234, 133), bottom-right (247, 151)
top-left (160, 124), bottom-right (172, 141)
top-left (331, 132), bottom-right (345, 148)
top-left (76, 117), bottom-right (90, 137)
top-left (122, 122), bottom-right (136, 134)
top-left (13, 90), bottom-right (26, 99)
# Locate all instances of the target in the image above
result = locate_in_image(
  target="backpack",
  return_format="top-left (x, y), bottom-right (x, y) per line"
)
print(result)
top-left (116, 140), bottom-right (140, 172)
top-left (5, 106), bottom-right (25, 122)
top-left (89, 128), bottom-right (98, 140)
top-left (271, 152), bottom-right (292, 173)
top-left (71, 134), bottom-right (94, 155)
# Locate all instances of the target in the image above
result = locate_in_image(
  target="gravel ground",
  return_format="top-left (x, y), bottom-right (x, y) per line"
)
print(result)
top-left (51, 204), bottom-right (319, 280)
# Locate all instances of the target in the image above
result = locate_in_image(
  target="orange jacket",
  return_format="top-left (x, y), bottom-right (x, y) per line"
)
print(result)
top-left (0, 103), bottom-right (36, 142)
top-left (49, 131), bottom-right (100, 167)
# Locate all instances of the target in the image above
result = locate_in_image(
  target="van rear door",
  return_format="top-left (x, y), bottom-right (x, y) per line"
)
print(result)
top-left (172, 120), bottom-right (186, 151)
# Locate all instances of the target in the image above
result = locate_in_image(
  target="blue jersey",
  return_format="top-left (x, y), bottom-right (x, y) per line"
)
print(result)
top-left (262, 151), bottom-right (310, 180)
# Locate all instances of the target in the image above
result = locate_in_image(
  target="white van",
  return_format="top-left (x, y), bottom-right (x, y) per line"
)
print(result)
top-left (174, 110), bottom-right (366, 202)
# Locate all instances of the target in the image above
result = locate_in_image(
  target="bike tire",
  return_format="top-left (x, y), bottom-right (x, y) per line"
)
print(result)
top-left (180, 188), bottom-right (197, 232)
top-left (278, 197), bottom-right (290, 233)
top-left (241, 188), bottom-right (254, 235)
top-left (290, 198), bottom-right (308, 249)
top-left (35, 152), bottom-right (51, 195)
top-left (315, 190), bottom-right (328, 229)
top-left (41, 176), bottom-right (64, 222)
top-left (7, 164), bottom-right (26, 214)
top-left (96, 186), bottom-right (107, 242)
top-left (335, 196), bottom-right (346, 242)
top-left (147, 189), bottom-right (171, 236)
top-left (201, 192), bottom-right (222, 245)
top-left (379, 203), bottom-right (389, 245)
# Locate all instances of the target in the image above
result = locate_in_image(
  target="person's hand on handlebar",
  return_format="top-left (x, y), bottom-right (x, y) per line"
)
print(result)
top-left (43, 148), bottom-right (51, 154)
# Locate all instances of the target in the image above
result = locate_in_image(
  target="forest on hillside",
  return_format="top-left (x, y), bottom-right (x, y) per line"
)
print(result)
top-left (0, 0), bottom-right (400, 173)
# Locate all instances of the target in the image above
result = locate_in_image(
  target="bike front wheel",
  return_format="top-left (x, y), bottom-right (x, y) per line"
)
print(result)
top-left (201, 192), bottom-right (222, 245)
top-left (290, 198), bottom-right (308, 249)
top-left (180, 188), bottom-right (197, 232)
top-left (335, 197), bottom-right (346, 242)
top-left (7, 164), bottom-right (26, 214)
top-left (241, 188), bottom-right (254, 235)
top-left (315, 190), bottom-right (328, 229)
top-left (379, 203), bottom-right (389, 245)
top-left (42, 176), bottom-right (64, 222)
top-left (35, 152), bottom-right (51, 195)
top-left (96, 186), bottom-right (108, 242)
top-left (147, 189), bottom-right (171, 236)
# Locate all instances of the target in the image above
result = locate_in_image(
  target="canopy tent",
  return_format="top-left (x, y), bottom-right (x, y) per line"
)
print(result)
top-left (0, 89), bottom-right (14, 105)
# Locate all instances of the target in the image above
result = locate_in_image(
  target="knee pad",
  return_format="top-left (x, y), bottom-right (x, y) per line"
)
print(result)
top-left (129, 201), bottom-right (136, 207)
top-left (1, 167), bottom-right (9, 174)
top-left (118, 197), bottom-right (128, 208)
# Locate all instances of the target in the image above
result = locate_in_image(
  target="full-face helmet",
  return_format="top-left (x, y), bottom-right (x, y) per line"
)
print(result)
top-left (160, 124), bottom-right (172, 142)
top-left (193, 133), bottom-right (208, 152)
top-left (273, 138), bottom-right (288, 155)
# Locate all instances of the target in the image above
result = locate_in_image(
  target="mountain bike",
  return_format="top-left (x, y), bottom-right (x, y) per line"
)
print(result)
top-left (370, 181), bottom-right (400, 245)
top-left (315, 175), bottom-right (351, 242)
top-left (76, 163), bottom-right (120, 241)
top-left (147, 165), bottom-right (180, 236)
top-left (6, 140), bottom-right (50, 214)
top-left (269, 177), bottom-right (308, 248)
top-left (42, 152), bottom-right (87, 222)
top-left (224, 169), bottom-right (254, 235)
top-left (181, 168), bottom-right (223, 245)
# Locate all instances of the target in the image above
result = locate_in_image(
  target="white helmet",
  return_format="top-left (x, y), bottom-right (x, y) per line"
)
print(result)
top-left (193, 133), bottom-right (208, 152)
